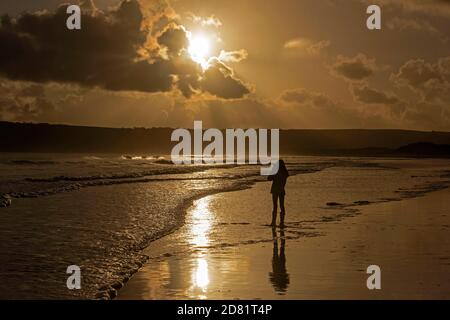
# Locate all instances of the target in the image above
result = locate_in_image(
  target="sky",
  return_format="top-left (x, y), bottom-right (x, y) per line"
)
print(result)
top-left (0, 0), bottom-right (449, 130)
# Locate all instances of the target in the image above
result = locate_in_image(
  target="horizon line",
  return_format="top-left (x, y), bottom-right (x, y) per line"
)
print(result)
top-left (1, 120), bottom-right (449, 134)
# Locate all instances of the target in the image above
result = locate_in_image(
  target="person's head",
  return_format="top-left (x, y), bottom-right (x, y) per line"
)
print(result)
top-left (278, 159), bottom-right (287, 173)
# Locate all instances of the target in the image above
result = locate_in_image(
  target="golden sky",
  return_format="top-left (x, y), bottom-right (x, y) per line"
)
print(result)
top-left (0, 0), bottom-right (449, 130)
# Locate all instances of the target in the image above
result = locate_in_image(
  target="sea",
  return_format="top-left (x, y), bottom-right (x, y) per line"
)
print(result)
top-left (0, 153), bottom-right (449, 299)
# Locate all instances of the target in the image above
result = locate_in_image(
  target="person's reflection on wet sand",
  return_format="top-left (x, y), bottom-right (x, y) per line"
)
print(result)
top-left (269, 229), bottom-right (290, 294)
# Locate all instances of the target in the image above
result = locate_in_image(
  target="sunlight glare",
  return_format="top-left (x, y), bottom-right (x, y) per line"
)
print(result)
top-left (194, 258), bottom-right (209, 291)
top-left (189, 197), bottom-right (212, 247)
top-left (188, 34), bottom-right (211, 70)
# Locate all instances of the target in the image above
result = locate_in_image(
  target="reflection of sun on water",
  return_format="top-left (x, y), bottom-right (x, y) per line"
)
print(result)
top-left (189, 197), bottom-right (213, 298)
top-left (193, 258), bottom-right (209, 293)
top-left (189, 197), bottom-right (212, 247)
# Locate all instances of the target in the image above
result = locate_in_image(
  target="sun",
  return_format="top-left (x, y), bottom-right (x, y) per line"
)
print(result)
top-left (188, 34), bottom-right (212, 70)
top-left (189, 36), bottom-right (210, 60)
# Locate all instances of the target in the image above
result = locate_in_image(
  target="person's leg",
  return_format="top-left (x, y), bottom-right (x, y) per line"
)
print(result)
top-left (279, 194), bottom-right (286, 227)
top-left (271, 193), bottom-right (278, 226)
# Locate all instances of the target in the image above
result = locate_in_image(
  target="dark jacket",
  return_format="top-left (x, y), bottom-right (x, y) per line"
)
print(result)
top-left (268, 166), bottom-right (289, 195)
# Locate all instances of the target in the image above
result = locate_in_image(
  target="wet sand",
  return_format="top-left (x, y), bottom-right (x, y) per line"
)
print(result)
top-left (118, 176), bottom-right (450, 300)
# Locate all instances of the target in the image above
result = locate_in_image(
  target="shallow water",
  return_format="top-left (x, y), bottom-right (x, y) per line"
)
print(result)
top-left (119, 189), bottom-right (450, 299)
top-left (0, 153), bottom-right (449, 299)
top-left (119, 164), bottom-right (450, 299)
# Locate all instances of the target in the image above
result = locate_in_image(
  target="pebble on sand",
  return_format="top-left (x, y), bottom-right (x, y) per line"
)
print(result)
top-left (1, 195), bottom-right (12, 208)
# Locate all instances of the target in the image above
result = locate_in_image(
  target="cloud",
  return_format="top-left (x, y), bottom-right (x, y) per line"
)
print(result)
top-left (402, 100), bottom-right (450, 130)
top-left (0, 0), bottom-right (250, 99)
top-left (363, 0), bottom-right (450, 18)
top-left (279, 88), bottom-right (335, 109)
top-left (331, 54), bottom-right (377, 82)
top-left (157, 24), bottom-right (190, 57)
top-left (0, 75), bottom-right (262, 128)
top-left (0, 77), bottom-right (419, 130)
top-left (278, 87), bottom-right (399, 129)
top-left (391, 56), bottom-right (450, 101)
top-left (283, 37), bottom-right (330, 56)
top-left (389, 56), bottom-right (450, 130)
top-left (387, 17), bottom-right (439, 34)
top-left (352, 85), bottom-right (400, 105)
top-left (279, 86), bottom-right (431, 130)
top-left (0, 79), bottom-right (58, 122)
top-left (392, 57), bottom-right (450, 89)
top-left (386, 17), bottom-right (448, 42)
top-left (188, 14), bottom-right (222, 28)
top-left (79, 0), bottom-right (98, 13)
top-left (198, 59), bottom-right (251, 99)
top-left (218, 49), bottom-right (248, 63)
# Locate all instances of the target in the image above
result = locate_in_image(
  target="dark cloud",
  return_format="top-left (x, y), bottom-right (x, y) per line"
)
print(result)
top-left (0, 76), bottom-right (264, 128)
top-left (165, 56), bottom-right (251, 99)
top-left (0, 78), bottom-right (408, 130)
top-left (391, 57), bottom-right (450, 101)
top-left (390, 56), bottom-right (450, 130)
top-left (0, 0), bottom-right (250, 99)
top-left (352, 85), bottom-right (400, 105)
top-left (279, 88), bottom-right (335, 108)
top-left (331, 54), bottom-right (377, 82)
top-left (0, 80), bottom-right (57, 122)
top-left (157, 24), bottom-right (189, 57)
top-left (199, 59), bottom-right (250, 99)
top-left (278, 87), bottom-right (394, 129)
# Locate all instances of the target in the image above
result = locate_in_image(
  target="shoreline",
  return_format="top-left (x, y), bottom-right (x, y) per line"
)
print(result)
top-left (117, 171), bottom-right (450, 299)
top-left (1, 156), bottom-right (448, 299)
top-left (95, 167), bottom-right (323, 299)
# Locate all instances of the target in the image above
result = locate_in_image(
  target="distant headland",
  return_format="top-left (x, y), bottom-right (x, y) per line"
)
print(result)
top-left (1, 121), bottom-right (450, 157)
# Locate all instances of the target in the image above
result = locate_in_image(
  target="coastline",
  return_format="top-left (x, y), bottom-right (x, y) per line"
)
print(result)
top-left (1, 155), bottom-right (449, 299)
top-left (0, 154), bottom-right (335, 299)
top-left (117, 171), bottom-right (450, 299)
top-left (94, 165), bottom-right (323, 299)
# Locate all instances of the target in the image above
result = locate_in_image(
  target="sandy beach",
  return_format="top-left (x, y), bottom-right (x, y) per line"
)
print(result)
top-left (118, 165), bottom-right (450, 300)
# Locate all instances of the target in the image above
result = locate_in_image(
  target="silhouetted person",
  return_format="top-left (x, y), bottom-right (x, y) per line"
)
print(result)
top-left (269, 229), bottom-right (290, 294)
top-left (268, 159), bottom-right (289, 227)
